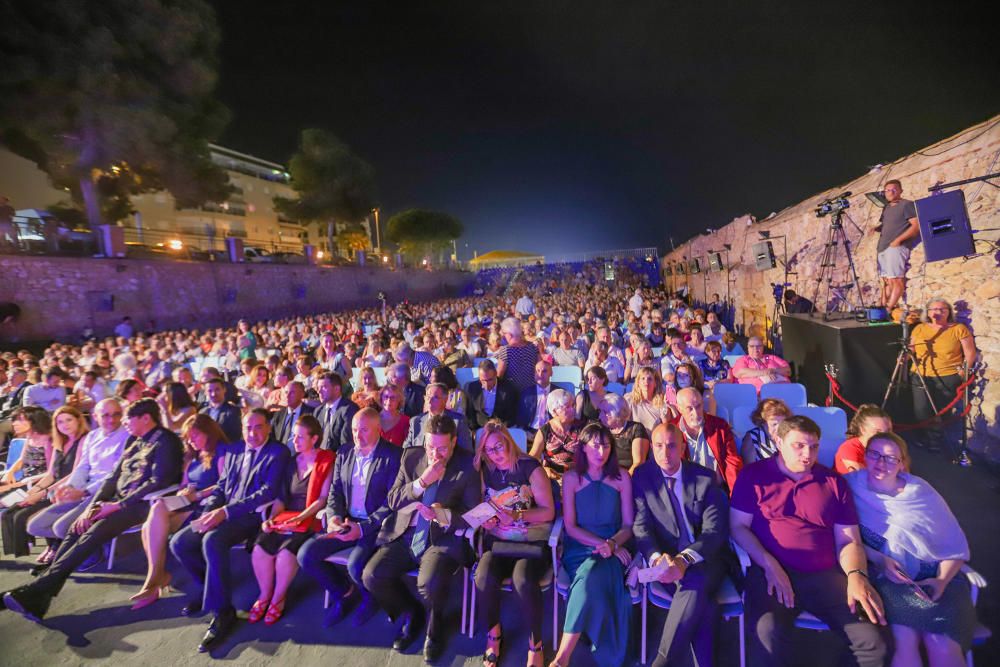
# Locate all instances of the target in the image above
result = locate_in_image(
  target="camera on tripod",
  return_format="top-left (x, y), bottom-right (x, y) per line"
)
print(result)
top-left (815, 191), bottom-right (852, 218)
top-left (771, 282), bottom-right (790, 302)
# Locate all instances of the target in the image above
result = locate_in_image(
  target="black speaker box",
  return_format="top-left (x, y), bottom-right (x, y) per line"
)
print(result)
top-left (915, 190), bottom-right (975, 262)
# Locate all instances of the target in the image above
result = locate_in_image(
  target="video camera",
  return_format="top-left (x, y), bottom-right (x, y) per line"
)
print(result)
top-left (771, 282), bottom-right (791, 301)
top-left (815, 191), bottom-right (852, 218)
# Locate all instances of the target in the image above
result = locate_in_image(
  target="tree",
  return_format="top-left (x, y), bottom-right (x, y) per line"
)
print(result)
top-left (334, 222), bottom-right (371, 258)
top-left (386, 209), bottom-right (464, 261)
top-left (0, 1), bottom-right (232, 228)
top-left (274, 128), bottom-right (377, 224)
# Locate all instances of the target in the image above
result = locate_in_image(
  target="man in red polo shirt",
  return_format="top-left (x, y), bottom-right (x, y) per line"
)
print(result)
top-left (730, 415), bottom-right (887, 667)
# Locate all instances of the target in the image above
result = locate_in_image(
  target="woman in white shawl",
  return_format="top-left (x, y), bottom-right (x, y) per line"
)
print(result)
top-left (846, 432), bottom-right (974, 667)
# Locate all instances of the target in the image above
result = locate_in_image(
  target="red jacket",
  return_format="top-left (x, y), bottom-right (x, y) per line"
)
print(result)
top-left (672, 412), bottom-right (742, 493)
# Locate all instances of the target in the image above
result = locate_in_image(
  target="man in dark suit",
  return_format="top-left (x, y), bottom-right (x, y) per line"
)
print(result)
top-left (170, 408), bottom-right (290, 652)
top-left (388, 362), bottom-right (425, 418)
top-left (403, 382), bottom-right (473, 451)
top-left (199, 378), bottom-right (242, 444)
top-left (270, 381), bottom-right (314, 451)
top-left (634, 422), bottom-right (731, 667)
top-left (362, 414), bottom-right (481, 662)
top-left (2, 398), bottom-right (183, 621)
top-left (515, 359), bottom-right (553, 434)
top-left (298, 407), bottom-right (402, 627)
top-left (465, 359), bottom-right (518, 429)
top-left (313, 371), bottom-right (358, 452)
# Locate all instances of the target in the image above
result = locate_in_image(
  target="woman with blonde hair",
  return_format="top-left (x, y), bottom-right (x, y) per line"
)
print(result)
top-left (474, 420), bottom-right (556, 667)
top-left (627, 366), bottom-right (676, 432)
top-left (129, 413), bottom-right (229, 610)
top-left (351, 366), bottom-right (382, 409)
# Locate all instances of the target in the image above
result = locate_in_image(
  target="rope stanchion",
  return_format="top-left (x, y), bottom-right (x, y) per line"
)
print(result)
top-left (824, 371), bottom-right (976, 431)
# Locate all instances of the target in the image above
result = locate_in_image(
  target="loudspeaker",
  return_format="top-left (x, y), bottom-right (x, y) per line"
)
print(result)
top-left (753, 241), bottom-right (777, 270)
top-left (689, 258), bottom-right (701, 274)
top-left (915, 190), bottom-right (974, 262)
top-left (708, 252), bottom-right (723, 272)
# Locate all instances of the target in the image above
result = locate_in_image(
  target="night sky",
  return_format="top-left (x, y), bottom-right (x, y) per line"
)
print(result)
top-left (211, 1), bottom-right (999, 260)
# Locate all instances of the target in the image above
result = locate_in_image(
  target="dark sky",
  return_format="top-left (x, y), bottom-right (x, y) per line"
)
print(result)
top-left (211, 1), bottom-right (999, 260)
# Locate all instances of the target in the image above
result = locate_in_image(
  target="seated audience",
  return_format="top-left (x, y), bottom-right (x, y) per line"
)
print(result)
top-left (129, 414), bottom-right (229, 610)
top-left (698, 340), bottom-right (732, 389)
top-left (529, 388), bottom-right (584, 481)
top-left (627, 366), bottom-right (675, 432)
top-left (659, 332), bottom-right (692, 376)
top-left (0, 407), bottom-right (52, 498)
top-left (26, 399), bottom-right (128, 569)
top-left (701, 311), bottom-right (727, 341)
top-left (731, 336), bottom-right (790, 393)
top-left (634, 423), bottom-right (731, 667)
top-left (351, 366), bottom-right (382, 410)
top-left (551, 422), bottom-right (634, 667)
top-left (673, 387), bottom-right (742, 493)
top-left (516, 360), bottom-right (554, 435)
top-left (552, 330), bottom-right (586, 369)
top-left (158, 381), bottom-right (197, 434)
top-left (474, 421), bottom-right (556, 667)
top-left (495, 317), bottom-right (539, 396)
top-left (730, 415), bottom-right (887, 667)
top-left (430, 365), bottom-right (467, 415)
top-left (361, 415), bottom-right (481, 662)
top-left (248, 415), bottom-right (334, 625)
top-left (846, 432), bottom-right (975, 667)
top-left (835, 404), bottom-right (893, 475)
top-left (199, 377), bottom-right (243, 444)
top-left (740, 398), bottom-right (793, 465)
top-left (1, 406), bottom-right (86, 560)
top-left (22, 369), bottom-right (67, 412)
top-left (387, 362), bottom-right (426, 418)
top-left (720, 332), bottom-right (744, 356)
top-left (575, 366), bottom-right (609, 423)
top-left (591, 341), bottom-right (624, 384)
top-left (403, 382), bottom-right (473, 451)
top-left (2, 399), bottom-right (184, 621)
top-left (599, 392), bottom-right (650, 474)
top-left (270, 381), bottom-right (315, 451)
top-left (298, 408), bottom-right (402, 627)
top-left (314, 371), bottom-right (358, 452)
top-left (169, 409), bottom-right (290, 652)
top-left (466, 359), bottom-right (518, 430)
top-left (377, 385), bottom-right (410, 447)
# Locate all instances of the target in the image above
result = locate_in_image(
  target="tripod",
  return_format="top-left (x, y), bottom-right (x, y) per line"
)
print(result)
top-left (881, 318), bottom-right (938, 415)
top-left (811, 210), bottom-right (868, 320)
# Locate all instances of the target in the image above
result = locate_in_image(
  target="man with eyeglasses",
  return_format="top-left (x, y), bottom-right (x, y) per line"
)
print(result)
top-left (730, 415), bottom-right (888, 666)
top-left (26, 399), bottom-right (130, 573)
top-left (731, 336), bottom-right (791, 394)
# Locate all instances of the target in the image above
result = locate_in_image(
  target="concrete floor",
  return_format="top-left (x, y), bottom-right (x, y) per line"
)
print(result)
top-left (0, 444), bottom-right (995, 666)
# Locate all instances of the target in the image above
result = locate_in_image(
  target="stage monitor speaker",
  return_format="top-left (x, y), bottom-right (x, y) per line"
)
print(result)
top-left (689, 258), bottom-right (701, 274)
top-left (753, 240), bottom-right (777, 270)
top-left (915, 190), bottom-right (974, 262)
top-left (708, 252), bottom-right (723, 272)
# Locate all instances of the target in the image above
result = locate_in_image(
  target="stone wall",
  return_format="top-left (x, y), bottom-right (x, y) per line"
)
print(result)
top-left (663, 115), bottom-right (1000, 458)
top-left (0, 257), bottom-right (472, 343)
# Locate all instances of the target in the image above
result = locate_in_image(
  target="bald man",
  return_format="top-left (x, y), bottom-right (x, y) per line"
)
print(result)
top-left (298, 408), bottom-right (402, 627)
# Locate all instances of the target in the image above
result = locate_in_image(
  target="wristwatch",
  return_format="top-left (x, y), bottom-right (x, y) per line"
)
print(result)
top-left (676, 552), bottom-right (696, 568)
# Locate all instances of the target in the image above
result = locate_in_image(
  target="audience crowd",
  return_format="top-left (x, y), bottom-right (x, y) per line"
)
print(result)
top-left (0, 265), bottom-right (981, 667)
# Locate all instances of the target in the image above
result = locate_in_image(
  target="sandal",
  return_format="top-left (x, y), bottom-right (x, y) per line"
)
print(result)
top-left (527, 640), bottom-right (544, 667)
top-left (264, 598), bottom-right (285, 625)
top-left (247, 598), bottom-right (269, 624)
top-left (483, 630), bottom-right (502, 666)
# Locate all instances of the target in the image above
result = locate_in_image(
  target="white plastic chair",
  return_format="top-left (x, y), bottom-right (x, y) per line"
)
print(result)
top-left (644, 576), bottom-right (745, 667)
top-left (456, 367), bottom-right (476, 389)
top-left (792, 406), bottom-right (847, 468)
top-left (713, 384), bottom-right (757, 421)
top-left (731, 405), bottom-right (755, 440)
top-left (760, 382), bottom-right (808, 407)
top-left (605, 382), bottom-right (626, 396)
top-left (550, 366), bottom-right (583, 392)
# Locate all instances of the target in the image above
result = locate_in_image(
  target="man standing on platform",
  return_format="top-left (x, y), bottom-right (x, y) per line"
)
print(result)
top-left (874, 179), bottom-right (920, 310)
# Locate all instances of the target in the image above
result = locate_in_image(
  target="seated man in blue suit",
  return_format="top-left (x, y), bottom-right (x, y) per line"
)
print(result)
top-left (515, 359), bottom-right (554, 436)
top-left (170, 408), bottom-right (290, 652)
top-left (297, 407), bottom-right (402, 627)
top-left (633, 422), bottom-right (730, 667)
top-left (465, 359), bottom-right (518, 430)
top-left (402, 382), bottom-right (473, 451)
top-left (199, 378), bottom-right (242, 444)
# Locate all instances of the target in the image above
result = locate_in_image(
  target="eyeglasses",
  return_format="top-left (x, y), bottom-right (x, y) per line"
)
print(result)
top-left (865, 450), bottom-right (901, 466)
top-left (484, 444), bottom-right (506, 455)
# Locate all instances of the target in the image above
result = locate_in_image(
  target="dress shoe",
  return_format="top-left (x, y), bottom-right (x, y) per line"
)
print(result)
top-left (423, 636), bottom-right (444, 663)
top-left (352, 591), bottom-right (378, 627)
top-left (198, 609), bottom-right (236, 653)
top-left (392, 607), bottom-right (425, 652)
top-left (29, 563), bottom-right (50, 578)
top-left (3, 586), bottom-right (52, 623)
top-left (181, 597), bottom-right (203, 617)
top-left (324, 589), bottom-right (357, 628)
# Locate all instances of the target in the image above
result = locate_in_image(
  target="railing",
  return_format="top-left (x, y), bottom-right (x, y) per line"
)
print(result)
top-left (545, 247), bottom-right (659, 263)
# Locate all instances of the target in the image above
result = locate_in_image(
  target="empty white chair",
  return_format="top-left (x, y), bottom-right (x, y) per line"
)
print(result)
top-left (731, 405), bottom-right (755, 440)
top-left (713, 384), bottom-right (757, 420)
top-left (760, 382), bottom-right (807, 407)
top-left (550, 366), bottom-right (583, 391)
top-left (456, 367), bottom-right (476, 389)
top-left (605, 382), bottom-right (626, 396)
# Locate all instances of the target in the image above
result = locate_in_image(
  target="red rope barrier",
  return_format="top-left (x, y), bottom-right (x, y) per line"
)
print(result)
top-left (824, 371), bottom-right (976, 431)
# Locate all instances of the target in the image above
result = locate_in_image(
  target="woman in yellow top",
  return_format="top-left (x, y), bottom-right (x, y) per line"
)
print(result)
top-left (908, 298), bottom-right (977, 463)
